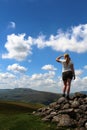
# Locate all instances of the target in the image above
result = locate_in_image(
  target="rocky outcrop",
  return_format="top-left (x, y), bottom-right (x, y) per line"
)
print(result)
top-left (33, 92), bottom-right (87, 129)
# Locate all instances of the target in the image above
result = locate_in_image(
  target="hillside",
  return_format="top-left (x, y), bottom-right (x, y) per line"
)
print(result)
top-left (0, 101), bottom-right (41, 114)
top-left (0, 88), bottom-right (61, 105)
top-left (0, 101), bottom-right (57, 130)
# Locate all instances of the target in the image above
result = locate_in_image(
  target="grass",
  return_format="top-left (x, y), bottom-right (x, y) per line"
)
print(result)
top-left (0, 113), bottom-right (57, 130)
top-left (0, 101), bottom-right (57, 130)
top-left (0, 100), bottom-right (44, 113)
top-left (0, 101), bottom-right (74, 130)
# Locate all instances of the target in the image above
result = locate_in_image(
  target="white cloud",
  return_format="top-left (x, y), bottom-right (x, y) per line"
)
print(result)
top-left (31, 24), bottom-right (87, 53)
top-left (84, 65), bottom-right (87, 69)
top-left (71, 76), bottom-right (87, 92)
top-left (18, 71), bottom-right (58, 92)
top-left (39, 24), bottom-right (87, 53)
top-left (75, 69), bottom-right (83, 76)
top-left (0, 72), bottom-right (16, 89)
top-left (0, 70), bottom-right (58, 92)
top-left (2, 24), bottom-right (87, 61)
top-left (7, 63), bottom-right (27, 73)
top-left (8, 21), bottom-right (16, 29)
top-left (0, 72), bottom-right (15, 79)
top-left (31, 71), bottom-right (55, 80)
top-left (41, 64), bottom-right (57, 71)
top-left (33, 35), bottom-right (46, 48)
top-left (0, 68), bottom-right (87, 93)
top-left (2, 34), bottom-right (32, 61)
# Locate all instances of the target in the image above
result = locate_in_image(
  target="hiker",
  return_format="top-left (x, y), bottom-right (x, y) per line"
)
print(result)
top-left (56, 53), bottom-right (75, 99)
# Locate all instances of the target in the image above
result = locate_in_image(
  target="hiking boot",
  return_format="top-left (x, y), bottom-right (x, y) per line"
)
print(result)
top-left (62, 93), bottom-right (65, 97)
top-left (66, 95), bottom-right (70, 100)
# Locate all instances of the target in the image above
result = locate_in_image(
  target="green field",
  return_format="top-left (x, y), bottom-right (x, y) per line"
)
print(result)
top-left (0, 101), bottom-right (57, 130)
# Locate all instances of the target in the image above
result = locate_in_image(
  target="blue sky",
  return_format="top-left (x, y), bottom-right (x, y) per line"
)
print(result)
top-left (0, 0), bottom-right (87, 93)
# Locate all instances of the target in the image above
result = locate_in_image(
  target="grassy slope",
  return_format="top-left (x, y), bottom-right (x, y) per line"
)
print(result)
top-left (0, 114), bottom-right (58, 130)
top-left (0, 101), bottom-right (57, 130)
top-left (0, 101), bottom-right (44, 113)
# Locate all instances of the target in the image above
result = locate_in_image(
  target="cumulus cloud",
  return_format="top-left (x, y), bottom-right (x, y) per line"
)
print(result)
top-left (0, 67), bottom-right (87, 92)
top-left (2, 24), bottom-right (87, 61)
top-left (54, 24), bottom-right (86, 52)
top-left (0, 72), bottom-right (16, 89)
top-left (7, 63), bottom-right (27, 73)
top-left (0, 72), bottom-right (15, 79)
top-left (41, 64), bottom-right (57, 71)
top-left (33, 24), bottom-right (87, 53)
top-left (31, 71), bottom-right (55, 80)
top-left (16, 70), bottom-right (58, 93)
top-left (0, 69), bottom-right (58, 92)
top-left (75, 69), bottom-right (83, 76)
top-left (2, 34), bottom-right (32, 61)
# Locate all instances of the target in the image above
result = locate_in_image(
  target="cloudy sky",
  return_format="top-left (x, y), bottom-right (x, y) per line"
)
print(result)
top-left (0, 0), bottom-right (87, 93)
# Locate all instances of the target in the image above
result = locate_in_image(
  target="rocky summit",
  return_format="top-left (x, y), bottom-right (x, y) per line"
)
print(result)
top-left (33, 92), bottom-right (87, 130)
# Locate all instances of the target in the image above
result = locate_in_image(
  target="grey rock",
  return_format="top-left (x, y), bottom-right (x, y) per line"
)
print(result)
top-left (52, 114), bottom-right (61, 123)
top-left (78, 118), bottom-right (87, 127)
top-left (85, 122), bottom-right (87, 128)
top-left (79, 105), bottom-right (87, 111)
top-left (50, 111), bottom-right (57, 116)
top-left (49, 102), bottom-right (57, 108)
top-left (71, 100), bottom-right (80, 108)
top-left (42, 114), bottom-right (53, 122)
top-left (34, 92), bottom-right (87, 129)
top-left (58, 108), bottom-right (74, 114)
top-left (62, 103), bottom-right (70, 109)
top-left (57, 97), bottom-right (67, 104)
top-left (57, 114), bottom-right (76, 127)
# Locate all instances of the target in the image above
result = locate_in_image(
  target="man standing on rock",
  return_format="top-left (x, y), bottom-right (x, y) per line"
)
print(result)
top-left (56, 53), bottom-right (75, 99)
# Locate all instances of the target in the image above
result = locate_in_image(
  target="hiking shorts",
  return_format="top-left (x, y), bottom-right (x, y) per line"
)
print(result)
top-left (62, 71), bottom-right (73, 81)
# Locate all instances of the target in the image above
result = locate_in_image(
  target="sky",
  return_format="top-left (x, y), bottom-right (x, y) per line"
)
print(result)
top-left (0, 0), bottom-right (87, 93)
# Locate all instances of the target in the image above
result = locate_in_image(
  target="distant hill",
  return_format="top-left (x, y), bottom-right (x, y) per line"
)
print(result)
top-left (80, 91), bottom-right (87, 95)
top-left (0, 88), bottom-right (61, 105)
